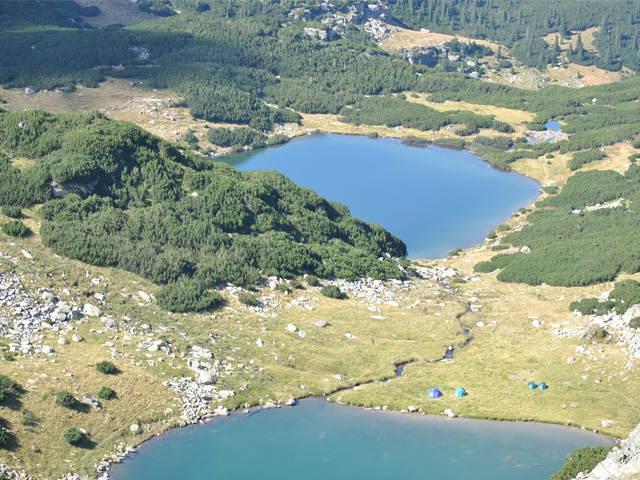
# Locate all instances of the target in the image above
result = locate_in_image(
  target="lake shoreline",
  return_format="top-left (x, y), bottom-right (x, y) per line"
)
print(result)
top-left (109, 395), bottom-right (617, 480)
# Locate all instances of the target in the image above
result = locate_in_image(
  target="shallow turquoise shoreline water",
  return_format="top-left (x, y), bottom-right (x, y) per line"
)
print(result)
top-left (224, 134), bottom-right (541, 259)
top-left (111, 398), bottom-right (612, 480)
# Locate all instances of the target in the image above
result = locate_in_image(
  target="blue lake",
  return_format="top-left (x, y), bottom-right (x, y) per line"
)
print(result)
top-left (223, 134), bottom-right (540, 259)
top-left (111, 398), bottom-right (612, 480)
top-left (546, 121), bottom-right (562, 132)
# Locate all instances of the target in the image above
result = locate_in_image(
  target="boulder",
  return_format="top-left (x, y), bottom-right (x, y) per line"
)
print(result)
top-left (83, 303), bottom-right (102, 317)
top-left (42, 346), bottom-right (54, 354)
top-left (57, 337), bottom-right (70, 345)
top-left (138, 291), bottom-right (152, 302)
top-left (312, 320), bottom-right (330, 328)
top-left (197, 371), bottom-right (217, 385)
top-left (72, 334), bottom-right (83, 342)
top-left (130, 424), bottom-right (140, 433)
top-left (286, 324), bottom-right (298, 332)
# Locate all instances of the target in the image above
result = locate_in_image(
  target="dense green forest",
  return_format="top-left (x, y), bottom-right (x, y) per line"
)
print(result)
top-left (387, 0), bottom-right (640, 71)
top-left (0, 110), bottom-right (406, 311)
top-left (474, 168), bottom-right (640, 286)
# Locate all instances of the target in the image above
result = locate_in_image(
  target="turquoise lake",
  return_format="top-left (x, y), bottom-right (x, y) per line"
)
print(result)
top-left (111, 398), bottom-right (612, 480)
top-left (223, 134), bottom-right (541, 259)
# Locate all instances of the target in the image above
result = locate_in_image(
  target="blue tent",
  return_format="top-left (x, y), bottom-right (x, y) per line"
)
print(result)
top-left (429, 388), bottom-right (443, 398)
top-left (538, 382), bottom-right (548, 390)
top-left (528, 381), bottom-right (537, 389)
top-left (455, 387), bottom-right (466, 398)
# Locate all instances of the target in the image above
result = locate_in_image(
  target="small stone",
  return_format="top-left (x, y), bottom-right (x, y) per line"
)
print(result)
top-left (57, 337), bottom-right (69, 345)
top-left (407, 406), bottom-right (417, 413)
top-left (264, 402), bottom-right (277, 409)
top-left (345, 333), bottom-right (357, 339)
top-left (256, 338), bottom-right (264, 348)
top-left (94, 293), bottom-right (105, 301)
top-left (286, 324), bottom-right (298, 332)
top-left (285, 399), bottom-right (296, 406)
top-left (312, 320), bottom-right (329, 328)
top-left (298, 330), bottom-right (306, 338)
top-left (567, 357), bottom-right (576, 364)
top-left (42, 346), bottom-right (54, 354)
top-left (72, 334), bottom-right (83, 342)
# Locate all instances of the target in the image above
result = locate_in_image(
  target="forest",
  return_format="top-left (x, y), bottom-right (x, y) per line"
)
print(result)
top-left (0, 110), bottom-right (406, 311)
top-left (473, 168), bottom-right (640, 287)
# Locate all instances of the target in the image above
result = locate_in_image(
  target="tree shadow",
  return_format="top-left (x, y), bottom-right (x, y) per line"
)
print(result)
top-left (77, 434), bottom-right (97, 450)
top-left (0, 417), bottom-right (20, 452)
top-left (72, 402), bottom-right (91, 414)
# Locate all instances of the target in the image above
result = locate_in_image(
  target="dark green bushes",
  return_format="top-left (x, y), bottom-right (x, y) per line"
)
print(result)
top-left (56, 391), bottom-right (76, 408)
top-left (629, 317), bottom-right (640, 329)
top-left (1, 205), bottom-right (21, 218)
top-left (2, 220), bottom-right (29, 237)
top-left (63, 427), bottom-right (82, 446)
top-left (97, 386), bottom-right (115, 400)
top-left (206, 127), bottom-right (265, 148)
top-left (0, 111), bottom-right (405, 312)
top-left (568, 149), bottom-right (607, 171)
top-left (473, 169), bottom-right (640, 287)
top-left (237, 292), bottom-right (259, 307)
top-left (542, 186), bottom-right (559, 195)
top-left (305, 275), bottom-right (319, 287)
top-left (550, 445), bottom-right (611, 480)
top-left (95, 361), bottom-right (117, 375)
top-left (320, 285), bottom-right (347, 299)
top-left (156, 278), bottom-right (224, 312)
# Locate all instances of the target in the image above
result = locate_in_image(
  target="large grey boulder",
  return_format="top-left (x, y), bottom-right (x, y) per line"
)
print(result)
top-left (575, 422), bottom-right (640, 479)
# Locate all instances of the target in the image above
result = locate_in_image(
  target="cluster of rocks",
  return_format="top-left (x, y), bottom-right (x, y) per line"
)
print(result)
top-left (0, 271), bottom-right (85, 355)
top-left (553, 303), bottom-right (640, 362)
top-left (527, 129), bottom-right (568, 144)
top-left (163, 377), bottom-right (234, 424)
top-left (0, 462), bottom-right (86, 480)
top-left (572, 422), bottom-right (640, 479)
top-left (95, 442), bottom-right (136, 475)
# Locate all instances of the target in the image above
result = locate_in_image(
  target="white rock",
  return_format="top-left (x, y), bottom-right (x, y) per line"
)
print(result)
top-left (130, 424), bottom-right (140, 433)
top-left (285, 399), bottom-right (296, 406)
top-left (567, 357), bottom-right (576, 364)
top-left (256, 338), bottom-right (264, 348)
top-left (384, 301), bottom-right (399, 307)
top-left (286, 324), bottom-right (298, 332)
top-left (444, 409), bottom-right (456, 418)
top-left (83, 303), bottom-right (102, 317)
top-left (91, 278), bottom-right (100, 285)
top-left (138, 291), bottom-right (151, 302)
top-left (21, 249), bottom-right (32, 259)
top-left (345, 333), bottom-right (357, 339)
top-left (42, 346), bottom-right (54, 354)
top-left (298, 330), bottom-right (306, 338)
top-left (264, 402), bottom-right (277, 409)
top-left (601, 420), bottom-right (614, 428)
top-left (57, 337), bottom-right (69, 345)
top-left (72, 334), bottom-right (83, 342)
top-left (407, 405), bottom-right (417, 413)
top-left (214, 406), bottom-right (229, 416)
top-left (198, 371), bottom-right (217, 385)
top-left (520, 246), bottom-right (531, 253)
top-left (94, 293), bottom-right (105, 301)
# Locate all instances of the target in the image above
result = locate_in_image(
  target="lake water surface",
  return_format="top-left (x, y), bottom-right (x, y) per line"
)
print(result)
top-left (111, 398), bottom-right (612, 480)
top-left (224, 134), bottom-right (540, 259)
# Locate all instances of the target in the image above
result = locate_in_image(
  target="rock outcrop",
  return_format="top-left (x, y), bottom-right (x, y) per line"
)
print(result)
top-left (574, 424), bottom-right (640, 479)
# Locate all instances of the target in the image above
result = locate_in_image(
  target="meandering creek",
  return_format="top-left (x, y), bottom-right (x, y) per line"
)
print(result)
top-left (110, 135), bottom-right (609, 479)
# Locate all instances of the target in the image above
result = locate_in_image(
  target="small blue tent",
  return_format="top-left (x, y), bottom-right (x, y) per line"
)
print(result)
top-left (455, 387), bottom-right (466, 398)
top-left (538, 382), bottom-right (548, 390)
top-left (429, 388), bottom-right (443, 398)
top-left (528, 381), bottom-right (537, 389)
